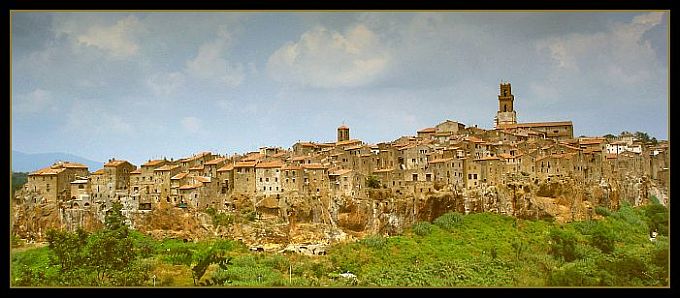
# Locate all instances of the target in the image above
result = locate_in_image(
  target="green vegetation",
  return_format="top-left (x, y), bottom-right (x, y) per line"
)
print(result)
top-left (11, 172), bottom-right (28, 200)
top-left (12, 202), bottom-right (668, 287)
top-left (366, 175), bottom-right (381, 189)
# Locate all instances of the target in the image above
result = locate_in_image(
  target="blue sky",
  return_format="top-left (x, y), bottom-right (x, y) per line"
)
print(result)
top-left (11, 12), bottom-right (669, 166)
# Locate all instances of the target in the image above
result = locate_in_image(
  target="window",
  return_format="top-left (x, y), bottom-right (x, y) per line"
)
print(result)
top-left (266, 177), bottom-right (269, 182)
top-left (78, 184), bottom-right (84, 189)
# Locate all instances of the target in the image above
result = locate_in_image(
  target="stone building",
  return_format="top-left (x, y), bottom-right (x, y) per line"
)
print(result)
top-left (24, 162), bottom-right (89, 205)
top-left (255, 160), bottom-right (284, 196)
top-left (233, 161), bottom-right (257, 196)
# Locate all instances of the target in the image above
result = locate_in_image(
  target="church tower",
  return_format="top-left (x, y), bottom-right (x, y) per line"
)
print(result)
top-left (494, 82), bottom-right (517, 128)
top-left (337, 124), bottom-right (350, 142)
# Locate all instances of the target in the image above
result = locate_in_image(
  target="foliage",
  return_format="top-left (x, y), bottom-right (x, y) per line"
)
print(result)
top-left (12, 202), bottom-right (668, 287)
top-left (411, 221), bottom-right (433, 236)
top-left (11, 172), bottom-right (28, 200)
top-left (365, 175), bottom-right (381, 189)
top-left (205, 207), bottom-right (235, 227)
top-left (594, 206), bottom-right (611, 217)
top-left (433, 212), bottom-right (464, 231)
top-left (548, 228), bottom-right (578, 262)
top-left (643, 204), bottom-right (668, 236)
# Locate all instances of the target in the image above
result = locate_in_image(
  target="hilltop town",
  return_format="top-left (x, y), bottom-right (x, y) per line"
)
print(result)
top-left (12, 83), bottom-right (669, 249)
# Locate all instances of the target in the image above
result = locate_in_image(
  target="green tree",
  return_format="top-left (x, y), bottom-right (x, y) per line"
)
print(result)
top-left (45, 227), bottom-right (89, 272)
top-left (549, 228), bottom-right (578, 262)
top-left (366, 175), bottom-right (381, 189)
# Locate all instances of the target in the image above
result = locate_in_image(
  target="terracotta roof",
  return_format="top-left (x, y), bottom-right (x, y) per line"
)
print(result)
top-left (179, 183), bottom-right (202, 190)
top-left (474, 156), bottom-right (501, 161)
top-left (204, 157), bottom-right (227, 165)
top-left (270, 152), bottom-right (287, 158)
top-left (297, 142), bottom-right (318, 148)
top-left (464, 136), bottom-right (484, 143)
top-left (336, 139), bottom-right (362, 146)
top-left (302, 163), bottom-right (326, 170)
top-left (360, 154), bottom-right (372, 157)
top-left (56, 162), bottom-right (88, 169)
top-left (91, 168), bottom-right (106, 175)
top-left (344, 145), bottom-right (363, 151)
top-left (171, 172), bottom-right (190, 180)
top-left (155, 164), bottom-right (180, 171)
top-left (338, 124), bottom-right (349, 129)
top-left (498, 153), bottom-right (514, 159)
top-left (291, 156), bottom-right (307, 161)
top-left (428, 158), bottom-right (453, 164)
top-left (216, 164), bottom-right (234, 172)
top-left (195, 176), bottom-right (211, 183)
top-left (234, 161), bottom-right (257, 168)
top-left (188, 165), bottom-right (205, 171)
top-left (329, 168), bottom-right (352, 176)
top-left (104, 160), bottom-right (131, 167)
top-left (281, 165), bottom-right (302, 170)
top-left (605, 154), bottom-right (618, 160)
top-left (499, 121), bottom-right (573, 129)
top-left (130, 169), bottom-right (142, 174)
top-left (256, 160), bottom-right (284, 168)
top-left (417, 127), bottom-right (436, 133)
top-left (241, 152), bottom-right (263, 162)
top-left (183, 152), bottom-right (212, 162)
top-left (142, 159), bottom-right (166, 167)
top-left (373, 168), bottom-right (394, 173)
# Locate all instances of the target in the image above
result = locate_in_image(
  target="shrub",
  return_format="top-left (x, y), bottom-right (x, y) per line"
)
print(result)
top-left (411, 222), bottom-right (433, 236)
top-left (643, 204), bottom-right (668, 236)
top-left (590, 224), bottom-right (616, 254)
top-left (594, 206), bottom-right (611, 217)
top-left (361, 235), bottom-right (387, 249)
top-left (366, 176), bottom-right (381, 189)
top-left (433, 212), bottom-right (464, 231)
top-left (549, 228), bottom-right (578, 262)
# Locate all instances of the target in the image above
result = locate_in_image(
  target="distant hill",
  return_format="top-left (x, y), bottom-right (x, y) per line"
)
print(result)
top-left (11, 150), bottom-right (104, 173)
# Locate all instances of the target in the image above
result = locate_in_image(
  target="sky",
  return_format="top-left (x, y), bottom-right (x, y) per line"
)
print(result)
top-left (11, 11), bottom-right (669, 166)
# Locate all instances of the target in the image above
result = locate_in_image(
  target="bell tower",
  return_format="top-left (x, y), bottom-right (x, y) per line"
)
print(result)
top-left (494, 81), bottom-right (517, 128)
top-left (337, 124), bottom-right (350, 142)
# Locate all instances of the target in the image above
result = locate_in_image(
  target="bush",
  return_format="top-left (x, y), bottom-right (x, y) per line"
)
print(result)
top-left (411, 222), bottom-right (433, 236)
top-left (549, 228), bottom-right (578, 262)
top-left (590, 224), bottom-right (616, 254)
top-left (361, 235), bottom-right (387, 249)
top-left (594, 206), bottom-right (611, 217)
top-left (643, 204), bottom-right (668, 236)
top-left (433, 212), bottom-right (464, 231)
top-left (366, 176), bottom-right (381, 189)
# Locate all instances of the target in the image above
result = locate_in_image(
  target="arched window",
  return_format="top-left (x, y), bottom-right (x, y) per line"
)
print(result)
top-left (504, 105), bottom-right (507, 112)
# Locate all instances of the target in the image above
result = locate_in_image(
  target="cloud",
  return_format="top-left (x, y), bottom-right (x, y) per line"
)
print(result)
top-left (185, 28), bottom-right (244, 87)
top-left (13, 89), bottom-right (56, 115)
top-left (181, 116), bottom-right (202, 134)
top-left (75, 15), bottom-right (142, 58)
top-left (535, 12), bottom-right (665, 86)
top-left (266, 24), bottom-right (390, 88)
top-left (147, 71), bottom-right (186, 96)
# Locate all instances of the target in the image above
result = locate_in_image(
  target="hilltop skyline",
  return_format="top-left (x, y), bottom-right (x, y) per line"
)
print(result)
top-left (11, 12), bottom-right (669, 166)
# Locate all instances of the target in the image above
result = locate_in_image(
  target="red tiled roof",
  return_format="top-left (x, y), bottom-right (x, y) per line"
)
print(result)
top-left (142, 159), bottom-right (166, 167)
top-left (417, 127), bottom-right (436, 133)
top-left (255, 160), bottom-right (284, 168)
top-left (234, 161), bottom-right (257, 168)
top-left (302, 163), bottom-right (326, 170)
top-left (155, 164), bottom-right (180, 171)
top-left (104, 159), bottom-right (131, 167)
top-left (216, 164), bottom-right (234, 172)
top-left (204, 157), bottom-right (227, 165)
top-left (428, 158), bottom-right (453, 164)
top-left (171, 172), bottom-right (189, 180)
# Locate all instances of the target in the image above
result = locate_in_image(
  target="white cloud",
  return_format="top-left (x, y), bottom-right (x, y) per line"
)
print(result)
top-left (13, 89), bottom-right (56, 115)
top-left (181, 116), bottom-right (202, 134)
top-left (147, 71), bottom-right (186, 96)
top-left (266, 24), bottom-right (390, 88)
top-left (535, 12), bottom-right (665, 86)
top-left (185, 28), bottom-right (244, 87)
top-left (75, 15), bottom-right (142, 58)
